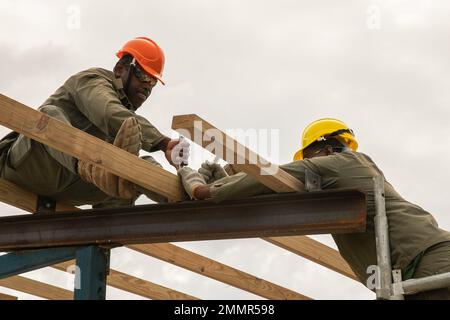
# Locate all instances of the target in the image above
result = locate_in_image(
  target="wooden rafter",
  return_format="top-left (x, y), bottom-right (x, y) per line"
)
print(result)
top-left (0, 292), bottom-right (17, 300)
top-left (172, 114), bottom-right (305, 192)
top-left (0, 276), bottom-right (72, 300)
top-left (129, 244), bottom-right (310, 300)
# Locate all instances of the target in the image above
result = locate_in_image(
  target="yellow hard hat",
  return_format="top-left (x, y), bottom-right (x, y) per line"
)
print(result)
top-left (293, 118), bottom-right (358, 161)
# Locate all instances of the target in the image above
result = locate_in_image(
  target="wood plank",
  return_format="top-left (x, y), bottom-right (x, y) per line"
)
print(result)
top-left (53, 261), bottom-right (198, 300)
top-left (265, 236), bottom-right (358, 281)
top-left (172, 114), bottom-right (304, 192)
top-left (0, 292), bottom-right (17, 300)
top-left (129, 243), bottom-right (311, 300)
top-left (0, 276), bottom-right (72, 300)
top-left (0, 94), bottom-right (184, 201)
top-left (0, 180), bottom-right (73, 213)
top-left (0, 180), bottom-right (38, 213)
top-left (171, 114), bottom-right (359, 282)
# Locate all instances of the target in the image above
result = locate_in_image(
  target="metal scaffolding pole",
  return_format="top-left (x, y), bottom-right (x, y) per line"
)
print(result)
top-left (401, 272), bottom-right (450, 295)
top-left (373, 176), bottom-right (392, 300)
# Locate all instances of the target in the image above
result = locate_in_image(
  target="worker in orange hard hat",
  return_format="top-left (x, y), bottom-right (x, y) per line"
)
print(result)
top-left (115, 37), bottom-right (166, 108)
top-left (117, 37), bottom-right (165, 84)
top-left (0, 36), bottom-right (189, 207)
top-left (177, 118), bottom-right (450, 300)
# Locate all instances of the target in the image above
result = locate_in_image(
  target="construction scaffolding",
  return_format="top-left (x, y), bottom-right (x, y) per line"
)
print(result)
top-left (0, 93), bottom-right (369, 300)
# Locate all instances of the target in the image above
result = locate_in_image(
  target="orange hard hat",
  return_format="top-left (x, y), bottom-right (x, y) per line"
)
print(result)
top-left (116, 37), bottom-right (165, 85)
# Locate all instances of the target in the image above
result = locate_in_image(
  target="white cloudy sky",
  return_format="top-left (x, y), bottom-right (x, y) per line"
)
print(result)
top-left (1, 0), bottom-right (449, 300)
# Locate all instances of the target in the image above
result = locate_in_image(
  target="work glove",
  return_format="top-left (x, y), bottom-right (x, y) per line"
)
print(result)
top-left (178, 166), bottom-right (207, 199)
top-left (198, 161), bottom-right (228, 184)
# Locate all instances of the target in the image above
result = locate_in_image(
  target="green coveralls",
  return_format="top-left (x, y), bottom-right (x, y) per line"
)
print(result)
top-left (209, 151), bottom-right (450, 299)
top-left (0, 68), bottom-right (168, 207)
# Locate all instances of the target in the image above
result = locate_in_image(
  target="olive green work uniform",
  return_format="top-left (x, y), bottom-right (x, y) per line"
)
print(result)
top-left (0, 68), bottom-right (168, 207)
top-left (209, 151), bottom-right (450, 299)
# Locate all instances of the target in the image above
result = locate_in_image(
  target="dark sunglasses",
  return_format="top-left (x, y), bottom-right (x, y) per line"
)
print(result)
top-left (130, 60), bottom-right (157, 86)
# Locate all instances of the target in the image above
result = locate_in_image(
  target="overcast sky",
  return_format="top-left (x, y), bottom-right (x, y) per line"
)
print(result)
top-left (1, 0), bottom-right (449, 300)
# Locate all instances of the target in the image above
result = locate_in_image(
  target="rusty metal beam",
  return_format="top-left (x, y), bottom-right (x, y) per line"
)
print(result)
top-left (0, 190), bottom-right (366, 251)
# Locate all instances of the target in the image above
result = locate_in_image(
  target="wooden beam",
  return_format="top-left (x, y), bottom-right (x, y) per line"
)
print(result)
top-left (172, 114), bottom-right (304, 192)
top-left (171, 114), bottom-right (358, 281)
top-left (0, 292), bottom-right (17, 300)
top-left (0, 276), bottom-right (72, 300)
top-left (53, 261), bottom-right (198, 300)
top-left (0, 94), bottom-right (184, 201)
top-left (0, 180), bottom-right (73, 213)
top-left (0, 179), bottom-right (312, 300)
top-left (129, 243), bottom-right (311, 300)
top-left (0, 180), bottom-right (39, 213)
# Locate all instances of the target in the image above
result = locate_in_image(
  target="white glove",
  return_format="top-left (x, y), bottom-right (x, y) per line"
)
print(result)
top-left (178, 167), bottom-right (207, 199)
top-left (198, 161), bottom-right (228, 184)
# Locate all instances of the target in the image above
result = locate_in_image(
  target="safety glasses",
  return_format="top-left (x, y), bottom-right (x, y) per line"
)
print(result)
top-left (318, 129), bottom-right (355, 141)
top-left (130, 60), bottom-right (158, 86)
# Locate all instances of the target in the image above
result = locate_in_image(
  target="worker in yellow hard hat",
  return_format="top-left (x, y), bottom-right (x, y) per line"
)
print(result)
top-left (293, 118), bottom-right (358, 161)
top-left (177, 118), bottom-right (450, 300)
top-left (0, 36), bottom-right (189, 206)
